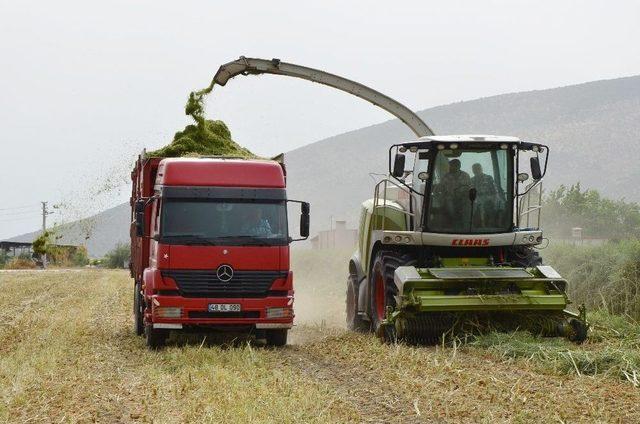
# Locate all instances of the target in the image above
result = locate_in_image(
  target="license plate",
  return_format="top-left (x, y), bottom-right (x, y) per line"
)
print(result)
top-left (208, 303), bottom-right (241, 312)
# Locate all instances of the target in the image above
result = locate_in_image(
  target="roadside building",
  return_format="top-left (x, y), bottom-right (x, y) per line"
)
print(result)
top-left (310, 220), bottom-right (358, 250)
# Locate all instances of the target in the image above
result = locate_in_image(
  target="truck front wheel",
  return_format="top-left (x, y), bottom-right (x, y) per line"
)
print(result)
top-left (265, 329), bottom-right (288, 347)
top-left (133, 282), bottom-right (144, 336)
top-left (145, 325), bottom-right (167, 350)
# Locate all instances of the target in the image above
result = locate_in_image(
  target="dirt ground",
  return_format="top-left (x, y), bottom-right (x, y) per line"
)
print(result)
top-left (0, 269), bottom-right (638, 423)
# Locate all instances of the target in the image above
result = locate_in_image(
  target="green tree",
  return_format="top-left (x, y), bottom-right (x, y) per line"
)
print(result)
top-left (0, 250), bottom-right (9, 268)
top-left (543, 183), bottom-right (640, 239)
top-left (104, 243), bottom-right (131, 269)
top-left (32, 231), bottom-right (54, 256)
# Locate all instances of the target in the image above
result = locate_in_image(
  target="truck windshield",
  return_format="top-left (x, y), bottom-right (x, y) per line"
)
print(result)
top-left (425, 148), bottom-right (512, 233)
top-left (161, 199), bottom-right (288, 246)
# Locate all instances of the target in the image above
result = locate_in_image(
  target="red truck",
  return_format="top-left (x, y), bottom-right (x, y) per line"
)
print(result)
top-left (130, 154), bottom-right (309, 349)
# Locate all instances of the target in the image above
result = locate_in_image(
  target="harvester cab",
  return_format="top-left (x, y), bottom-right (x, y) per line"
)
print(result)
top-left (347, 135), bottom-right (589, 343)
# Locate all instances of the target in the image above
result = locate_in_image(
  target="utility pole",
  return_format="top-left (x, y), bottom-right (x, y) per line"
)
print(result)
top-left (41, 201), bottom-right (48, 269)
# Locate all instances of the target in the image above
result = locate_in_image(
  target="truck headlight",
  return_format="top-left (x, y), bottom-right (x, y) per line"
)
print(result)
top-left (156, 307), bottom-right (182, 318)
top-left (266, 307), bottom-right (293, 319)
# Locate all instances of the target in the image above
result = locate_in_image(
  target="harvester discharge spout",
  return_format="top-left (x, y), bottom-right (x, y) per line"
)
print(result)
top-left (213, 56), bottom-right (435, 138)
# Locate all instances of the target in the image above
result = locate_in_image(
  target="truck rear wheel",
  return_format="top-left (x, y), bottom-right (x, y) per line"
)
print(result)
top-left (265, 329), bottom-right (288, 347)
top-left (133, 282), bottom-right (144, 336)
top-left (369, 250), bottom-right (416, 335)
top-left (145, 325), bottom-right (167, 350)
top-left (346, 274), bottom-right (369, 332)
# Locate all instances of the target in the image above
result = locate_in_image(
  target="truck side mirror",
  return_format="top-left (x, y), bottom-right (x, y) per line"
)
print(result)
top-left (300, 202), bottom-right (310, 238)
top-left (135, 212), bottom-right (145, 237)
top-left (530, 157), bottom-right (542, 180)
top-left (392, 153), bottom-right (406, 178)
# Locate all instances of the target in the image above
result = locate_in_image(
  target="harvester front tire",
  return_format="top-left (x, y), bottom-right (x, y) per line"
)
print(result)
top-left (568, 318), bottom-right (588, 344)
top-left (346, 274), bottom-right (369, 332)
top-left (369, 250), bottom-right (416, 334)
top-left (265, 329), bottom-right (288, 347)
top-left (145, 325), bottom-right (167, 350)
top-left (133, 282), bottom-right (144, 336)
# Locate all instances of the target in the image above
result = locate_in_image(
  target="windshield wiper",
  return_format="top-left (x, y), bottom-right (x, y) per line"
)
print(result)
top-left (213, 235), bottom-right (284, 246)
top-left (161, 235), bottom-right (218, 246)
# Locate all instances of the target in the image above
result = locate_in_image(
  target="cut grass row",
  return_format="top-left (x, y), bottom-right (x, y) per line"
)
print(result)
top-left (0, 270), bottom-right (357, 423)
top-left (1, 268), bottom-right (639, 422)
top-left (469, 311), bottom-right (640, 387)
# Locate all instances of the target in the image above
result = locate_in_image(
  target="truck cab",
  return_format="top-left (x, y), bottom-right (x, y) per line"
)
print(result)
top-left (130, 155), bottom-right (309, 348)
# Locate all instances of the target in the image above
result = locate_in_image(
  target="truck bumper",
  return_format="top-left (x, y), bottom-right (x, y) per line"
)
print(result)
top-left (148, 294), bottom-right (294, 329)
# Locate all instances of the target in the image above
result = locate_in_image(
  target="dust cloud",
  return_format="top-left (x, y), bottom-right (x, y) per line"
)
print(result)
top-left (290, 248), bottom-right (352, 328)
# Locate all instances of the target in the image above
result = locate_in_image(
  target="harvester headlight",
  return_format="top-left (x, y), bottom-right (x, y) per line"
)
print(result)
top-left (394, 235), bottom-right (402, 242)
top-left (399, 146), bottom-right (407, 153)
top-left (532, 145), bottom-right (540, 152)
top-left (529, 235), bottom-right (535, 242)
top-left (409, 146), bottom-right (418, 153)
top-left (437, 144), bottom-right (445, 150)
top-left (383, 236), bottom-right (391, 243)
top-left (404, 236), bottom-right (412, 243)
top-left (500, 143), bottom-right (508, 150)
top-left (449, 143), bottom-right (458, 150)
top-left (156, 307), bottom-right (182, 318)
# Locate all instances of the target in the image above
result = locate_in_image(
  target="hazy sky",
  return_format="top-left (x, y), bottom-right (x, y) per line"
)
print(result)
top-left (1, 0), bottom-right (639, 239)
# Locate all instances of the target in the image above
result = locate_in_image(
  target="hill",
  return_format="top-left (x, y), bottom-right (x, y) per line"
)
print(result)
top-left (286, 75), bottom-right (640, 235)
top-left (8, 203), bottom-right (130, 258)
top-left (7, 75), bottom-right (640, 256)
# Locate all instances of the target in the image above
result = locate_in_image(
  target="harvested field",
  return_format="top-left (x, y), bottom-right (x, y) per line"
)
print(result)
top-left (0, 269), bottom-right (638, 423)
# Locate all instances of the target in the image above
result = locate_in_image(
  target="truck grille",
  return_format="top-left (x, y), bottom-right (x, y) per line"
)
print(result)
top-left (162, 270), bottom-right (288, 298)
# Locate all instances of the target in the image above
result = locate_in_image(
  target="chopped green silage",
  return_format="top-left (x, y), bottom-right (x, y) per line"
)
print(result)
top-left (469, 311), bottom-right (640, 386)
top-left (149, 81), bottom-right (255, 158)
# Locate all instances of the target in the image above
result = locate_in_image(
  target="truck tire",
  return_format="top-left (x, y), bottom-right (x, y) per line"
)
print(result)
top-left (145, 324), bottom-right (167, 350)
top-left (265, 329), bottom-right (288, 347)
top-left (346, 274), bottom-right (369, 332)
top-left (368, 250), bottom-right (416, 334)
top-left (133, 282), bottom-right (144, 336)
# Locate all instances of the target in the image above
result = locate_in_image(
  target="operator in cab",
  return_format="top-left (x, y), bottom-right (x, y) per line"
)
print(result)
top-left (471, 163), bottom-right (498, 228)
top-left (241, 208), bottom-right (273, 236)
top-left (441, 159), bottom-right (472, 231)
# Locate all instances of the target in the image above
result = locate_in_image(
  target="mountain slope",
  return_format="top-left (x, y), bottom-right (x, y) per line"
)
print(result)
top-left (8, 203), bottom-right (130, 258)
top-left (286, 75), bottom-right (640, 234)
top-left (8, 75), bottom-right (640, 256)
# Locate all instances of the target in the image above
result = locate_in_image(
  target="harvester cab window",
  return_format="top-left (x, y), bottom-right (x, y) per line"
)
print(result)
top-left (411, 149), bottom-right (430, 194)
top-left (426, 148), bottom-right (512, 233)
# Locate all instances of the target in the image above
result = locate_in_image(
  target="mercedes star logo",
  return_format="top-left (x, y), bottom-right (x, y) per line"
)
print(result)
top-left (216, 264), bottom-right (234, 282)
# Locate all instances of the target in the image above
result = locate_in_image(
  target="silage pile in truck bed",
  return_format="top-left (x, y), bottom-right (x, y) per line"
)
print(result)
top-left (149, 82), bottom-right (255, 158)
